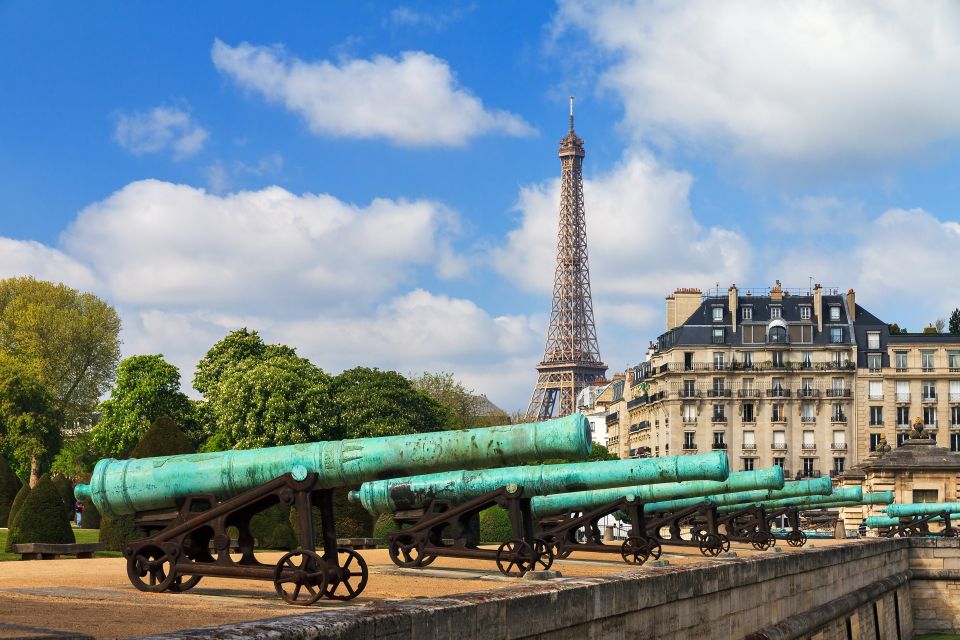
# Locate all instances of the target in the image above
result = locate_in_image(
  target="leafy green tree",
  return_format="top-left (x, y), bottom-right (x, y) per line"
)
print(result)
top-left (130, 416), bottom-right (194, 459)
top-left (51, 431), bottom-right (99, 479)
top-left (5, 474), bottom-right (74, 551)
top-left (0, 355), bottom-right (63, 485)
top-left (212, 351), bottom-right (333, 448)
top-left (409, 372), bottom-right (507, 429)
top-left (950, 309), bottom-right (960, 335)
top-left (0, 456), bottom-right (21, 527)
top-left (888, 323), bottom-right (908, 335)
top-left (193, 328), bottom-right (294, 396)
top-left (330, 367), bottom-right (445, 439)
top-left (90, 355), bottom-right (193, 457)
top-left (0, 277), bottom-right (121, 425)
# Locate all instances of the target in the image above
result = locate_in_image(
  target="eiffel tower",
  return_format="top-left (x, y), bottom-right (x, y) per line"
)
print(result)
top-left (526, 98), bottom-right (607, 420)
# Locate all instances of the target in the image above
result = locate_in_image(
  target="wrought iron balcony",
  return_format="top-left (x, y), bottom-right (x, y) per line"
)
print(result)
top-left (682, 443), bottom-right (698, 451)
top-left (711, 442), bottom-right (728, 450)
top-left (831, 415), bottom-right (848, 423)
top-left (950, 393), bottom-right (960, 403)
top-left (708, 388), bottom-right (733, 398)
top-left (801, 443), bottom-right (816, 451)
top-left (831, 442), bottom-right (848, 450)
top-left (679, 389), bottom-right (702, 398)
top-left (711, 415), bottom-right (728, 423)
top-left (923, 394), bottom-right (938, 403)
top-left (826, 388), bottom-right (852, 398)
top-left (772, 443), bottom-right (788, 450)
top-left (741, 443), bottom-right (757, 450)
top-left (801, 417), bottom-right (817, 423)
top-left (766, 388), bottom-right (792, 398)
top-left (738, 389), bottom-right (762, 398)
top-left (797, 388), bottom-right (820, 398)
top-left (896, 393), bottom-right (911, 403)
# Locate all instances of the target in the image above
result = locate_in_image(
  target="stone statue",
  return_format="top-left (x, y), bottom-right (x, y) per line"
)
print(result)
top-left (876, 434), bottom-right (892, 455)
top-left (910, 416), bottom-right (927, 440)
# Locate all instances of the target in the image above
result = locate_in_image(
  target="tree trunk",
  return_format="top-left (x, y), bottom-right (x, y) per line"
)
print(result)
top-left (30, 456), bottom-right (41, 487)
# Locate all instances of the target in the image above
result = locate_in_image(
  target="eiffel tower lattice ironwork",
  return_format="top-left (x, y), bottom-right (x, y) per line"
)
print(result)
top-left (526, 98), bottom-right (607, 420)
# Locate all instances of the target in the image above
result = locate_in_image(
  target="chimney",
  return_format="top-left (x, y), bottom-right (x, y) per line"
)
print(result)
top-left (728, 284), bottom-right (739, 332)
top-left (813, 283), bottom-right (823, 333)
top-left (846, 288), bottom-right (856, 320)
top-left (667, 288), bottom-right (702, 330)
top-left (770, 279), bottom-right (783, 303)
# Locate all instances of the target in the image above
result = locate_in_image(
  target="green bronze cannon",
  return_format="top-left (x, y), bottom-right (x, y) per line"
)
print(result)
top-left (73, 414), bottom-right (591, 603)
top-left (714, 486), bottom-right (871, 511)
top-left (357, 451), bottom-right (730, 574)
top-left (881, 502), bottom-right (960, 537)
top-left (528, 467), bottom-right (782, 564)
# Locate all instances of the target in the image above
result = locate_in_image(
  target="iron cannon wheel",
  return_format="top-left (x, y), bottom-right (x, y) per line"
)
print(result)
top-left (324, 547), bottom-right (369, 601)
top-left (646, 539), bottom-right (662, 560)
top-left (531, 538), bottom-right (554, 571)
top-left (167, 575), bottom-right (203, 592)
top-left (495, 539), bottom-right (535, 577)
top-left (786, 530), bottom-right (806, 547)
top-left (619, 537), bottom-right (650, 565)
top-left (388, 533), bottom-right (429, 568)
top-left (126, 544), bottom-right (178, 593)
top-left (273, 550), bottom-right (329, 606)
top-left (750, 531), bottom-right (776, 551)
top-left (698, 533), bottom-right (725, 557)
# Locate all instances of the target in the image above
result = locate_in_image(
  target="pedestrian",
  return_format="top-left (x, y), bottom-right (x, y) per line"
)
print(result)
top-left (75, 501), bottom-right (84, 527)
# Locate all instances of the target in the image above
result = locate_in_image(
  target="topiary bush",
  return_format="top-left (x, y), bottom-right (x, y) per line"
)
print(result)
top-left (0, 457), bottom-right (21, 527)
top-left (5, 474), bottom-right (74, 550)
top-left (50, 474), bottom-right (75, 522)
top-left (130, 416), bottom-right (194, 459)
top-left (251, 504), bottom-right (297, 550)
top-left (261, 522), bottom-right (299, 551)
top-left (479, 506), bottom-right (514, 544)
top-left (332, 487), bottom-right (373, 538)
top-left (79, 498), bottom-right (100, 529)
top-left (99, 515), bottom-right (140, 551)
top-left (6, 483), bottom-right (30, 532)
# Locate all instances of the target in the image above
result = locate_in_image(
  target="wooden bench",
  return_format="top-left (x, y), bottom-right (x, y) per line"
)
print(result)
top-left (13, 542), bottom-right (105, 560)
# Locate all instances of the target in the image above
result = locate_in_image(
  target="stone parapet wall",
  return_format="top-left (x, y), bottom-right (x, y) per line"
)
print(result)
top-left (909, 537), bottom-right (960, 635)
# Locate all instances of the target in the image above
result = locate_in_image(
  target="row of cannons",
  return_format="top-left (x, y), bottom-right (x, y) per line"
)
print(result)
top-left (864, 502), bottom-right (960, 538)
top-left (75, 414), bottom-right (890, 606)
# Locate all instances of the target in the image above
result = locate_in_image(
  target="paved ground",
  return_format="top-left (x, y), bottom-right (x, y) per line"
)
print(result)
top-left (0, 539), bottom-right (851, 639)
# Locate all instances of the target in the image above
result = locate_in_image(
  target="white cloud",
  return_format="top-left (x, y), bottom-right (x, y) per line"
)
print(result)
top-left (114, 106), bottom-right (208, 158)
top-left (556, 1), bottom-right (960, 167)
top-left (211, 39), bottom-right (534, 147)
top-left (0, 238), bottom-right (98, 291)
top-left (386, 5), bottom-right (474, 31)
top-left (60, 180), bottom-right (462, 309)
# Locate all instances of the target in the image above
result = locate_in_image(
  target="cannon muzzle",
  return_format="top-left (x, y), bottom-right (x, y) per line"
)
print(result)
top-left (348, 451), bottom-right (730, 515)
top-left (530, 467), bottom-right (782, 519)
top-left (75, 414), bottom-right (592, 517)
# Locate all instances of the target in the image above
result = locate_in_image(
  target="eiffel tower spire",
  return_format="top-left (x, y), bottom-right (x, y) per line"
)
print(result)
top-left (526, 98), bottom-right (607, 420)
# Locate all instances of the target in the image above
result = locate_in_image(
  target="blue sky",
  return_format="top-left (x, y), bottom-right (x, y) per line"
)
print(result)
top-left (2, 1), bottom-right (960, 412)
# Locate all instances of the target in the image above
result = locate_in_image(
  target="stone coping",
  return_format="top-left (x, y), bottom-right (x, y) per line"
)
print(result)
top-left (12, 544), bottom-right (104, 553)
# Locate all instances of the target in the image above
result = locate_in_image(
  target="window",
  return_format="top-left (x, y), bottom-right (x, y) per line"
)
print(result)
top-left (742, 351), bottom-right (753, 367)
top-left (830, 327), bottom-right (844, 343)
top-left (712, 404), bottom-right (726, 421)
top-left (800, 377), bottom-right (814, 396)
top-left (924, 406), bottom-right (937, 427)
top-left (769, 326), bottom-right (787, 343)
top-left (897, 406), bottom-right (910, 427)
top-left (713, 352), bottom-right (725, 370)
top-left (952, 433), bottom-right (960, 452)
top-left (712, 377), bottom-right (725, 394)
top-left (832, 377), bottom-right (845, 393)
top-left (772, 404), bottom-right (785, 422)
top-left (867, 331), bottom-right (880, 350)
top-left (742, 458), bottom-right (755, 471)
top-left (800, 306), bottom-right (811, 320)
top-left (683, 379), bottom-right (696, 396)
top-left (802, 458), bottom-right (815, 475)
top-left (802, 430), bottom-right (815, 447)
top-left (922, 350), bottom-right (935, 371)
top-left (913, 489), bottom-right (939, 503)
top-left (833, 351), bottom-right (849, 367)
top-left (712, 328), bottom-right (725, 344)
top-left (951, 406), bottom-right (960, 427)
top-left (712, 306), bottom-right (724, 321)
top-left (869, 406), bottom-right (883, 426)
top-left (867, 353), bottom-right (882, 371)
top-left (832, 430), bottom-right (846, 447)
top-left (773, 457), bottom-right (785, 468)
top-left (829, 305), bottom-right (840, 321)
top-left (897, 433), bottom-right (909, 446)
top-left (743, 431), bottom-right (756, 448)
top-left (772, 377), bottom-right (785, 395)
top-left (684, 352), bottom-right (694, 370)
top-left (923, 381), bottom-right (937, 401)
top-left (951, 380), bottom-right (960, 402)
top-left (743, 325), bottom-right (763, 344)
top-left (743, 403), bottom-right (755, 422)
top-left (742, 377), bottom-right (755, 392)
top-left (742, 306), bottom-right (752, 320)
top-left (801, 352), bottom-right (812, 368)
top-left (772, 351), bottom-right (785, 367)
top-left (868, 380), bottom-right (883, 400)
top-left (896, 380), bottom-right (910, 402)
top-left (802, 402), bottom-right (815, 422)
top-left (832, 403), bottom-right (846, 422)
top-left (683, 432), bottom-right (696, 449)
top-left (770, 306), bottom-right (782, 319)
top-left (682, 403), bottom-right (696, 422)
top-left (869, 433), bottom-right (882, 451)
top-left (950, 351), bottom-right (960, 371)
top-left (773, 430), bottom-right (786, 446)
top-left (895, 351), bottom-right (908, 371)
top-left (833, 458), bottom-right (845, 473)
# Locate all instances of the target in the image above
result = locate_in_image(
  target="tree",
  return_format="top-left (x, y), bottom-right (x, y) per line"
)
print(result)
top-left (0, 355), bottom-right (63, 485)
top-left (935, 318), bottom-right (947, 334)
top-left (90, 355), bottom-right (193, 457)
top-left (5, 474), bottom-right (74, 551)
top-left (51, 431), bottom-right (99, 479)
top-left (888, 323), bottom-right (908, 335)
top-left (0, 277), bottom-right (120, 425)
top-left (211, 351), bottom-right (333, 449)
top-left (130, 416), bottom-right (194, 459)
top-left (330, 367), bottom-right (445, 439)
top-left (193, 328), bottom-right (294, 397)
top-left (950, 309), bottom-right (960, 335)
top-left (0, 456), bottom-right (21, 527)
top-left (409, 372), bottom-right (509, 430)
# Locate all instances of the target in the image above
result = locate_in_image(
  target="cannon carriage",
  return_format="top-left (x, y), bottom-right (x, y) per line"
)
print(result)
top-left (871, 503), bottom-right (960, 538)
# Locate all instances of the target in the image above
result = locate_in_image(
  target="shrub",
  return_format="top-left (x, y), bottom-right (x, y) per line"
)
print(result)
top-left (261, 522), bottom-right (298, 551)
top-left (99, 515), bottom-right (140, 551)
top-left (251, 504), bottom-right (297, 549)
top-left (50, 474), bottom-right (75, 522)
top-left (79, 499), bottom-right (100, 529)
top-left (479, 506), bottom-right (514, 544)
top-left (6, 474), bottom-right (75, 550)
top-left (130, 416), bottom-right (194, 459)
top-left (373, 513), bottom-right (398, 539)
top-left (0, 457), bottom-right (21, 527)
top-left (332, 487), bottom-right (372, 538)
top-left (6, 483), bottom-right (30, 532)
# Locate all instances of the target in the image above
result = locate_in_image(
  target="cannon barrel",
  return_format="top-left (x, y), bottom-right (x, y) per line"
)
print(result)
top-left (865, 513), bottom-right (960, 528)
top-left (637, 477), bottom-right (833, 514)
top-left (530, 467), bottom-right (782, 520)
top-left (717, 489), bottom-right (890, 512)
top-left (887, 502), bottom-right (960, 517)
top-left (349, 451), bottom-right (729, 515)
top-left (74, 414), bottom-right (592, 517)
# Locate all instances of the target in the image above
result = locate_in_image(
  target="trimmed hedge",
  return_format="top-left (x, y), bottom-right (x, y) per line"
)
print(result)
top-left (7, 483), bottom-right (30, 532)
top-left (79, 499), bottom-right (101, 529)
top-left (130, 416), bottom-right (194, 459)
top-left (332, 488), bottom-right (373, 538)
top-left (6, 474), bottom-right (75, 551)
top-left (479, 506), bottom-right (513, 544)
top-left (99, 515), bottom-right (140, 551)
top-left (0, 457), bottom-right (21, 527)
top-left (252, 504), bottom-right (297, 550)
top-left (50, 474), bottom-right (74, 522)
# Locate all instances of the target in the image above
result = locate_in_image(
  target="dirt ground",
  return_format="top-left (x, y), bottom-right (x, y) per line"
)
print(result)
top-left (0, 539), bottom-right (851, 639)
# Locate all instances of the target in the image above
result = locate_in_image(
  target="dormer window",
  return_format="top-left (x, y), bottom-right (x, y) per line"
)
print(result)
top-left (742, 306), bottom-right (752, 320)
top-left (712, 307), bottom-right (723, 321)
top-left (829, 305), bottom-right (840, 321)
top-left (800, 305), bottom-right (811, 320)
top-left (770, 306), bottom-right (782, 319)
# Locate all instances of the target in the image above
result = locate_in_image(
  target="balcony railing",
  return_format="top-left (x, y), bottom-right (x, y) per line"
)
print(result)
top-left (868, 394), bottom-right (883, 401)
top-left (772, 443), bottom-right (788, 450)
top-left (896, 423), bottom-right (911, 431)
top-left (711, 415), bottom-right (728, 423)
top-left (738, 389), bottom-right (762, 398)
top-left (708, 388), bottom-right (733, 398)
top-left (712, 442), bottom-right (727, 450)
top-left (682, 443), bottom-right (698, 451)
top-left (896, 393), bottom-right (911, 403)
top-left (950, 393), bottom-right (960, 403)
top-left (801, 416), bottom-right (817, 423)
top-left (923, 394), bottom-right (938, 403)
top-left (799, 469), bottom-right (822, 478)
top-left (831, 442), bottom-right (848, 450)
top-left (766, 388), bottom-right (792, 398)
top-left (797, 388), bottom-right (819, 398)
top-left (742, 416), bottom-right (756, 423)
top-left (771, 415), bottom-right (787, 423)
top-left (826, 389), bottom-right (852, 398)
top-left (679, 389), bottom-right (701, 398)
top-left (742, 443), bottom-right (757, 450)
top-left (801, 443), bottom-right (816, 451)
top-left (682, 417), bottom-right (698, 424)
top-left (831, 415), bottom-right (848, 423)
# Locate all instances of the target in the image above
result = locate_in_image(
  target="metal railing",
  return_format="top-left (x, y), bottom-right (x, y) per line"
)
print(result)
top-left (742, 443), bottom-right (757, 450)
top-left (896, 393), bottom-right (911, 403)
top-left (772, 443), bottom-right (788, 450)
top-left (712, 442), bottom-right (728, 450)
top-left (831, 442), bottom-right (848, 450)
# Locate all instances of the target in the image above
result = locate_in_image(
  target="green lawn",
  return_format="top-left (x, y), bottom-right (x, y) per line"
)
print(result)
top-left (916, 635), bottom-right (960, 640)
top-left (0, 527), bottom-right (121, 561)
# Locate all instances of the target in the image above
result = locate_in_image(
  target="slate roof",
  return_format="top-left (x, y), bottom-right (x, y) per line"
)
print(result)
top-left (845, 438), bottom-right (960, 473)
